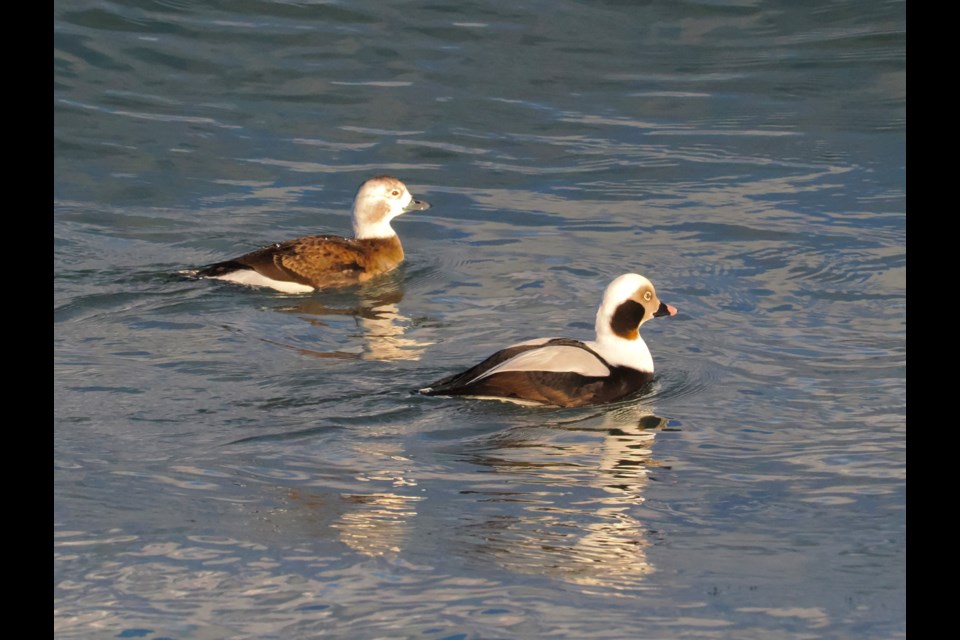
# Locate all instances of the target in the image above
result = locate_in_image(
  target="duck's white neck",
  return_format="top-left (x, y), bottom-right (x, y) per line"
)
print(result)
top-left (587, 333), bottom-right (654, 373)
top-left (590, 305), bottom-right (654, 372)
top-left (354, 217), bottom-right (397, 240)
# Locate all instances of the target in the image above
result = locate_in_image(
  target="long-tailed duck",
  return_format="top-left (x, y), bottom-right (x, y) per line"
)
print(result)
top-left (419, 273), bottom-right (677, 407)
top-left (196, 175), bottom-right (430, 293)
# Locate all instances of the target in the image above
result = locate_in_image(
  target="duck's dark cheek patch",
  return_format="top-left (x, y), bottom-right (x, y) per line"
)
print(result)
top-left (610, 299), bottom-right (646, 339)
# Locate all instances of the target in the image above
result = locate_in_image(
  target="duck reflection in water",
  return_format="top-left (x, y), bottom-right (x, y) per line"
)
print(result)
top-left (257, 403), bottom-right (669, 575)
top-left (268, 280), bottom-right (432, 362)
top-left (455, 404), bottom-right (670, 588)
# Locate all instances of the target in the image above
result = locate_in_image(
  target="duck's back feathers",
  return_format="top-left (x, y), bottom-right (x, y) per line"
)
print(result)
top-left (446, 367), bottom-right (654, 408)
top-left (420, 338), bottom-right (654, 408)
top-left (198, 235), bottom-right (404, 291)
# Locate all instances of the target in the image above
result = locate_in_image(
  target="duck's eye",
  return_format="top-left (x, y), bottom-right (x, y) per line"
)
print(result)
top-left (391, 190), bottom-right (401, 197)
top-left (643, 291), bottom-right (652, 301)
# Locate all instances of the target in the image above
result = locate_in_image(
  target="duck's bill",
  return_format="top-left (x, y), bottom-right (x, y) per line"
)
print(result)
top-left (654, 302), bottom-right (678, 317)
top-left (404, 199), bottom-right (431, 212)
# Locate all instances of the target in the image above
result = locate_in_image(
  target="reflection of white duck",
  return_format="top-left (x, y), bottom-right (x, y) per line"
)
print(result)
top-left (197, 176), bottom-right (430, 293)
top-left (456, 408), bottom-right (665, 586)
top-left (567, 409), bottom-right (666, 584)
top-left (420, 273), bottom-right (677, 407)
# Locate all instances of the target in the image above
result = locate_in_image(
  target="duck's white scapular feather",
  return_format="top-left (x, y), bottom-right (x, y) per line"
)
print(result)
top-left (471, 344), bottom-right (611, 382)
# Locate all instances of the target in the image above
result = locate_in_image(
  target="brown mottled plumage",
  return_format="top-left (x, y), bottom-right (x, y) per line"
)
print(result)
top-left (197, 176), bottom-right (430, 292)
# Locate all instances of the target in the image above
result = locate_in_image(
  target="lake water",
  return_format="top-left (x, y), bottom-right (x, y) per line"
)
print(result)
top-left (54, 1), bottom-right (906, 638)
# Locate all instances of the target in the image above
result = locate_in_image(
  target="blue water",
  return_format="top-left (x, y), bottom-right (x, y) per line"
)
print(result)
top-left (55, 1), bottom-right (905, 638)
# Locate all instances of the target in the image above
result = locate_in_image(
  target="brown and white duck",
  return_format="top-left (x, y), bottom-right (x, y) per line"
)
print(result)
top-left (197, 175), bottom-right (430, 293)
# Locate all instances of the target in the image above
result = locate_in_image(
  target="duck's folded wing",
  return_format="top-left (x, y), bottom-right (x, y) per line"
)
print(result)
top-left (198, 238), bottom-right (333, 285)
top-left (422, 342), bottom-right (547, 391)
top-left (274, 236), bottom-right (368, 281)
top-left (475, 344), bottom-right (610, 382)
top-left (424, 341), bottom-right (609, 393)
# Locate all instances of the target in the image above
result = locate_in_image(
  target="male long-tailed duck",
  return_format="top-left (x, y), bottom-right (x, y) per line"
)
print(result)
top-left (419, 273), bottom-right (677, 407)
top-left (196, 175), bottom-right (430, 293)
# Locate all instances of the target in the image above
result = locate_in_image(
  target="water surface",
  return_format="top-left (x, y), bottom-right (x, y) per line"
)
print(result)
top-left (55, 1), bottom-right (905, 638)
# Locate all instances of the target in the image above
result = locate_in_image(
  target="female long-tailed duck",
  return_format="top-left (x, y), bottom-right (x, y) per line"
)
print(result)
top-left (419, 273), bottom-right (677, 407)
top-left (196, 175), bottom-right (430, 293)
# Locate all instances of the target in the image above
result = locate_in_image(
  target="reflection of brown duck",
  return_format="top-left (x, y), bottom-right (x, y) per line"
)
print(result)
top-left (274, 287), bottom-right (405, 322)
top-left (268, 287), bottom-right (431, 361)
top-left (197, 176), bottom-right (430, 293)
